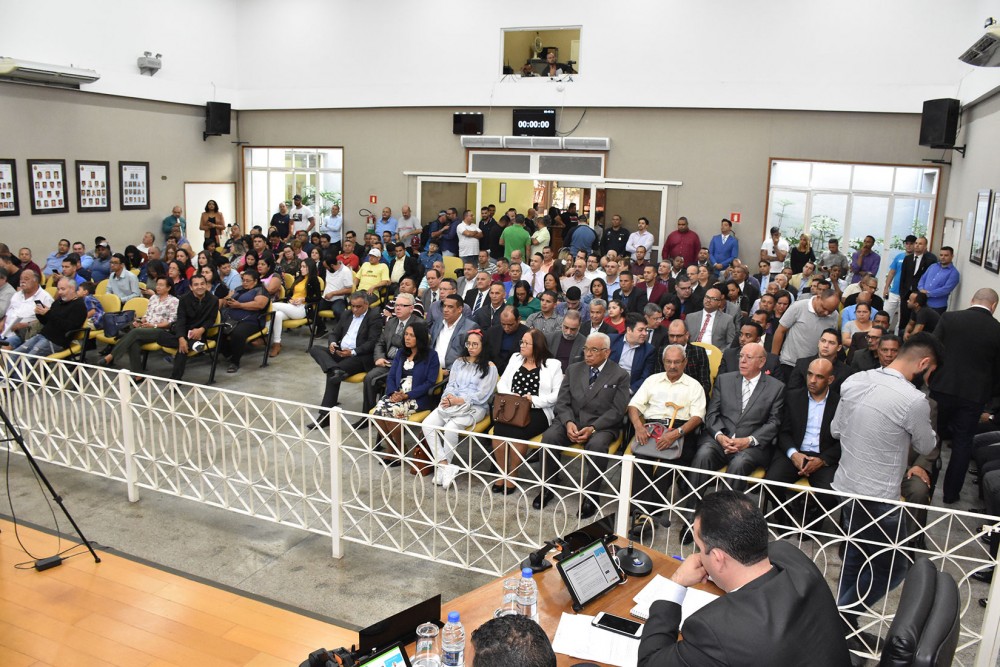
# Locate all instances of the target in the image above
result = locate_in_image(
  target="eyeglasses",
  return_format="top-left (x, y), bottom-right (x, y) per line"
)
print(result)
top-left (582, 346), bottom-right (608, 354)
top-left (519, 340), bottom-right (532, 346)
top-left (704, 296), bottom-right (723, 302)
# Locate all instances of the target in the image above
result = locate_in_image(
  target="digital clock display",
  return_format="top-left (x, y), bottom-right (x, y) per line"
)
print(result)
top-left (513, 108), bottom-right (557, 137)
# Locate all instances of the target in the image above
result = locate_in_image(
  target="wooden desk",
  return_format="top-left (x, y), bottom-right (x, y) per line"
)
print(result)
top-left (445, 540), bottom-right (723, 666)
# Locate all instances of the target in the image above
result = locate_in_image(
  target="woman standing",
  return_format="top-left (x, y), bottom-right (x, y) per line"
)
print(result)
top-left (269, 259), bottom-right (321, 357)
top-left (373, 321), bottom-right (441, 460)
top-left (200, 199), bottom-right (226, 243)
top-left (790, 233), bottom-right (816, 274)
top-left (421, 329), bottom-right (498, 489)
top-left (490, 329), bottom-right (563, 493)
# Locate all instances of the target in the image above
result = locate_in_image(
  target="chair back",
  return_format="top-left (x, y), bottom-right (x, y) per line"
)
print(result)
top-left (283, 272), bottom-right (294, 292)
top-left (442, 255), bottom-right (463, 279)
top-left (95, 279), bottom-right (110, 295)
top-left (692, 341), bottom-right (723, 386)
top-left (124, 297), bottom-right (149, 319)
top-left (96, 293), bottom-right (121, 314)
top-left (878, 558), bottom-right (960, 667)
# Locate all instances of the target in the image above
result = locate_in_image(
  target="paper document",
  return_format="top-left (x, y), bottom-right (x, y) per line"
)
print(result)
top-left (630, 574), bottom-right (719, 626)
top-left (551, 613), bottom-right (640, 667)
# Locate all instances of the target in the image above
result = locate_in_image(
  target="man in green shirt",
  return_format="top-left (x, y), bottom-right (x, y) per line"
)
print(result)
top-left (499, 214), bottom-right (531, 262)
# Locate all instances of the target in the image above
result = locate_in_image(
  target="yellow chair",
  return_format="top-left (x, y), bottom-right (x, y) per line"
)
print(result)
top-left (44, 285), bottom-right (57, 298)
top-left (129, 268), bottom-right (140, 276)
top-left (157, 313), bottom-right (224, 383)
top-left (282, 272), bottom-right (294, 296)
top-left (442, 255), bottom-right (463, 279)
top-left (282, 277), bottom-right (324, 339)
top-left (95, 293), bottom-right (121, 315)
top-left (692, 341), bottom-right (723, 388)
top-left (46, 328), bottom-right (89, 362)
top-left (94, 279), bottom-right (110, 296)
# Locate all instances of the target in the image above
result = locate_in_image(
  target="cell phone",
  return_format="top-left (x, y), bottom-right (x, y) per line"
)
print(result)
top-left (34, 300), bottom-right (43, 306)
top-left (592, 612), bottom-right (642, 639)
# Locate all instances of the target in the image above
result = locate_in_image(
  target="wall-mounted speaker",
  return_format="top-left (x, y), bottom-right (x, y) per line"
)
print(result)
top-left (919, 98), bottom-right (959, 149)
top-left (206, 101), bottom-right (231, 136)
top-left (453, 112), bottom-right (483, 135)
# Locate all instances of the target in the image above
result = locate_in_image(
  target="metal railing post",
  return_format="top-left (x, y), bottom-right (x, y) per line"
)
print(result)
top-left (616, 454), bottom-right (635, 538)
top-left (329, 407), bottom-right (343, 559)
top-left (118, 370), bottom-right (140, 502)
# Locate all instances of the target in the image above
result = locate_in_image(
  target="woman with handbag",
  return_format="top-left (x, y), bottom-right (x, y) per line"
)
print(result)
top-left (490, 328), bottom-right (563, 494)
top-left (421, 329), bottom-right (498, 489)
top-left (373, 320), bottom-right (441, 461)
top-left (97, 276), bottom-right (178, 373)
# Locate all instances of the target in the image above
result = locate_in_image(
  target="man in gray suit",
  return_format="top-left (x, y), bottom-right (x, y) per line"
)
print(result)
top-left (545, 309), bottom-right (585, 372)
top-left (685, 342), bottom-right (784, 542)
top-left (426, 278), bottom-right (472, 326)
top-left (360, 292), bottom-right (422, 418)
top-left (430, 294), bottom-right (476, 371)
top-left (684, 287), bottom-right (736, 349)
top-left (535, 332), bottom-right (632, 519)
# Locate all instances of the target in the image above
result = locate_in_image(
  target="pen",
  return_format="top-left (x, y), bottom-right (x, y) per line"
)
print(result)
top-left (672, 556), bottom-right (684, 562)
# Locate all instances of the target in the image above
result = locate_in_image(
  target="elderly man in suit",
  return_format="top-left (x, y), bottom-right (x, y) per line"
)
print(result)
top-left (716, 320), bottom-right (782, 381)
top-left (685, 342), bottom-right (784, 541)
top-left (637, 491), bottom-right (850, 667)
top-left (309, 291), bottom-right (384, 427)
top-left (535, 332), bottom-right (631, 519)
top-left (430, 294), bottom-right (476, 371)
top-left (685, 287), bottom-right (736, 349)
top-left (464, 270), bottom-right (492, 312)
top-left (359, 292), bottom-right (421, 420)
top-left (609, 313), bottom-right (655, 394)
top-left (932, 288), bottom-right (1000, 503)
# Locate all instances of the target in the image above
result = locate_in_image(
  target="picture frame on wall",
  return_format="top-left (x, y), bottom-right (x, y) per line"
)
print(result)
top-left (985, 191), bottom-right (1000, 274)
top-left (75, 160), bottom-right (111, 213)
top-left (27, 159), bottom-right (68, 215)
top-left (970, 189), bottom-right (991, 266)
top-left (119, 160), bottom-right (150, 210)
top-left (0, 159), bottom-right (19, 217)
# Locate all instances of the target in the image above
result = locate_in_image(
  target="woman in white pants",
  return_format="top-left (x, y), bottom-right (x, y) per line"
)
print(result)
top-left (421, 329), bottom-right (498, 489)
top-left (269, 259), bottom-right (321, 357)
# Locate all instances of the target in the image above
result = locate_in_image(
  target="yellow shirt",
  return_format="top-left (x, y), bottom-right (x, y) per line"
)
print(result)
top-left (291, 279), bottom-right (307, 301)
top-left (356, 262), bottom-right (389, 292)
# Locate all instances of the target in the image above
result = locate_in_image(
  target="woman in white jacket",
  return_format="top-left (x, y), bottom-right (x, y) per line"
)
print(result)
top-left (490, 328), bottom-right (564, 494)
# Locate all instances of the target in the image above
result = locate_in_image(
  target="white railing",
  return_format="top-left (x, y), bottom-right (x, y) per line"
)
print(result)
top-left (2, 350), bottom-right (999, 666)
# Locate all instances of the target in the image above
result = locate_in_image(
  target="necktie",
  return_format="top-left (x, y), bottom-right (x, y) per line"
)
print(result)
top-left (741, 378), bottom-right (752, 412)
top-left (698, 312), bottom-right (711, 342)
top-left (431, 291), bottom-right (438, 303)
top-left (395, 320), bottom-right (404, 338)
top-left (474, 291), bottom-right (484, 312)
top-left (589, 367), bottom-right (599, 386)
top-left (913, 256), bottom-right (921, 276)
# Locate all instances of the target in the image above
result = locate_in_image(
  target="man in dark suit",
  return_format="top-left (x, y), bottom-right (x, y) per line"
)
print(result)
top-left (765, 358), bottom-right (841, 505)
top-left (688, 343), bottom-right (784, 513)
top-left (486, 305), bottom-right (528, 375)
top-left (639, 265), bottom-right (669, 309)
top-left (932, 288), bottom-right (1000, 503)
top-left (535, 332), bottom-right (631, 519)
top-left (545, 309), bottom-right (585, 372)
top-left (463, 271), bottom-right (492, 312)
top-left (472, 282), bottom-right (506, 330)
top-left (387, 242), bottom-right (421, 288)
top-left (637, 491), bottom-right (850, 667)
top-left (612, 271), bottom-right (648, 315)
top-left (685, 287), bottom-right (736, 349)
top-left (309, 291), bottom-right (384, 426)
top-left (430, 294), bottom-right (476, 370)
top-left (580, 298), bottom-right (615, 337)
top-left (785, 327), bottom-right (853, 394)
top-left (897, 236), bottom-right (936, 334)
top-left (360, 292), bottom-right (420, 416)
top-left (717, 321), bottom-right (783, 381)
top-left (609, 314), bottom-right (655, 394)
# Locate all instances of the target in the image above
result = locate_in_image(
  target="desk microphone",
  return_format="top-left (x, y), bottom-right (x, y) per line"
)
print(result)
top-left (617, 513), bottom-right (653, 577)
top-left (520, 540), bottom-right (557, 573)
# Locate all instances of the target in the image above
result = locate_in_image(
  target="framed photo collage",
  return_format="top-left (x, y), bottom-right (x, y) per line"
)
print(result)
top-left (0, 159), bottom-right (150, 217)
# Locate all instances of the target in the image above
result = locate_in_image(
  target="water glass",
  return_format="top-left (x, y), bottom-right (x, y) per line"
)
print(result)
top-left (495, 577), bottom-right (520, 617)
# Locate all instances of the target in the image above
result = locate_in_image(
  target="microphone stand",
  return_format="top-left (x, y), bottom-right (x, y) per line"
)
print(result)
top-left (520, 540), bottom-right (559, 573)
top-left (616, 512), bottom-right (652, 576)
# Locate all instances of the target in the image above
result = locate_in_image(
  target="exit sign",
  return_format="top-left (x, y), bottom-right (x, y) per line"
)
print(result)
top-left (370, 195), bottom-right (377, 204)
top-left (730, 212), bottom-right (741, 223)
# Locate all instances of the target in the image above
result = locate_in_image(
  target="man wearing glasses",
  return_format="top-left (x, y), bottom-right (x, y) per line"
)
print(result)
top-left (309, 291), bottom-right (384, 428)
top-left (684, 287), bottom-right (736, 348)
top-left (535, 332), bottom-right (631, 519)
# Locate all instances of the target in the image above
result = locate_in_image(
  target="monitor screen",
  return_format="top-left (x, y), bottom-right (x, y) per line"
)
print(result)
top-left (357, 644), bottom-right (411, 667)
top-left (559, 539), bottom-right (621, 607)
top-left (513, 108), bottom-right (556, 137)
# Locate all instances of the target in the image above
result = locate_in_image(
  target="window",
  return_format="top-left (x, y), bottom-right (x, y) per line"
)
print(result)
top-left (501, 27), bottom-right (581, 77)
top-left (243, 147), bottom-right (343, 232)
top-left (766, 159), bottom-right (940, 282)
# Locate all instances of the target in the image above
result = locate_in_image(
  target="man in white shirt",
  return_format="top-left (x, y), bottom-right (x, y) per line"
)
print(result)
top-left (456, 209), bottom-right (482, 263)
top-left (320, 204), bottom-right (343, 248)
top-left (0, 270), bottom-right (53, 349)
top-left (136, 231), bottom-right (156, 256)
top-left (396, 204), bottom-right (421, 248)
top-left (510, 249), bottom-right (531, 279)
top-left (431, 294), bottom-right (474, 371)
top-left (289, 194), bottom-right (315, 234)
top-left (760, 226), bottom-right (789, 277)
top-left (525, 253), bottom-right (546, 296)
top-left (625, 217), bottom-right (655, 257)
top-left (584, 254), bottom-right (606, 283)
top-left (322, 255), bottom-right (355, 321)
top-left (561, 258), bottom-right (591, 293)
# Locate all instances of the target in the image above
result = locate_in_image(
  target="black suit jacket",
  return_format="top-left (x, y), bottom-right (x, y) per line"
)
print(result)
top-left (637, 541), bottom-right (850, 667)
top-left (613, 287), bottom-right (648, 315)
top-left (485, 323), bottom-right (529, 375)
top-left (899, 252), bottom-right (937, 297)
top-left (786, 354), bottom-right (853, 394)
top-left (717, 346), bottom-right (784, 382)
top-left (464, 288), bottom-right (490, 311)
top-left (777, 386), bottom-right (842, 467)
top-left (388, 255), bottom-right (421, 285)
top-left (329, 308), bottom-right (384, 369)
top-left (473, 302), bottom-right (504, 330)
top-left (931, 306), bottom-right (1000, 404)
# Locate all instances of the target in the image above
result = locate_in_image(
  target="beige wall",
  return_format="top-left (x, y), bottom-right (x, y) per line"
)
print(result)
top-left (0, 83), bottom-right (237, 257)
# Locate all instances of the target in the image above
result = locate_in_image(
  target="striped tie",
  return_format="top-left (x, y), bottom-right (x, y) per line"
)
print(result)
top-left (741, 378), bottom-right (752, 413)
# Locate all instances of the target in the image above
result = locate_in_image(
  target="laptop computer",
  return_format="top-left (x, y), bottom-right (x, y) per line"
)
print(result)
top-left (556, 538), bottom-right (626, 612)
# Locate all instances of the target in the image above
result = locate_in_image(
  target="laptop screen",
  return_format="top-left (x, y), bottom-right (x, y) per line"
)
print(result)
top-left (558, 539), bottom-right (622, 608)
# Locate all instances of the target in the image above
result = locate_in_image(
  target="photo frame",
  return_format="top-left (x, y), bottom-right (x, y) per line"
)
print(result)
top-left (75, 160), bottom-right (111, 213)
top-left (499, 182), bottom-right (507, 203)
top-left (28, 159), bottom-right (68, 215)
top-left (969, 189), bottom-right (991, 266)
top-left (119, 161), bottom-right (150, 210)
top-left (985, 191), bottom-right (1000, 274)
top-left (0, 159), bottom-right (19, 217)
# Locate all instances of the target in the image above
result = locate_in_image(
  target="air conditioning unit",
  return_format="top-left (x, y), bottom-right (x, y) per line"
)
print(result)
top-left (503, 136), bottom-right (563, 150)
top-left (0, 57), bottom-right (100, 88)
top-left (562, 137), bottom-right (611, 151)
top-left (959, 20), bottom-right (1000, 66)
top-left (461, 135), bottom-right (504, 148)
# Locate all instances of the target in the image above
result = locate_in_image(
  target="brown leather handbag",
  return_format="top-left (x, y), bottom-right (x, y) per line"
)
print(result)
top-left (492, 393), bottom-right (532, 428)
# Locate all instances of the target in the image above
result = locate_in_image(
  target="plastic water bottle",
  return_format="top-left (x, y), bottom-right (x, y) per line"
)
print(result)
top-left (441, 611), bottom-right (466, 667)
top-left (516, 567), bottom-right (539, 621)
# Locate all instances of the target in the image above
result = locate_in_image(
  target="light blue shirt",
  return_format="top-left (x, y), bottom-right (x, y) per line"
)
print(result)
top-left (341, 313), bottom-right (365, 351)
top-left (788, 389), bottom-right (828, 458)
top-left (321, 214), bottom-right (343, 242)
top-left (441, 358), bottom-right (499, 410)
top-left (375, 217), bottom-right (398, 238)
top-left (222, 269), bottom-right (241, 291)
top-left (888, 251), bottom-right (906, 295)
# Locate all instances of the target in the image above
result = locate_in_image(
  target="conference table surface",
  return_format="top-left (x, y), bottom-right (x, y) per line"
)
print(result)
top-left (445, 539), bottom-right (724, 667)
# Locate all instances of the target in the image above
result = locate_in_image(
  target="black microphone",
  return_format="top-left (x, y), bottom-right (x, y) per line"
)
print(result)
top-left (617, 512), bottom-right (653, 576)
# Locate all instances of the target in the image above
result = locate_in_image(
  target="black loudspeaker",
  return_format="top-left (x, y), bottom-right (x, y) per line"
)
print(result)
top-left (206, 102), bottom-right (231, 135)
top-left (453, 112), bottom-right (483, 135)
top-left (919, 98), bottom-right (960, 148)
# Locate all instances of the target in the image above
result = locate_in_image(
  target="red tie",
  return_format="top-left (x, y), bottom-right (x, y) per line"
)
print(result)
top-left (698, 312), bottom-right (711, 342)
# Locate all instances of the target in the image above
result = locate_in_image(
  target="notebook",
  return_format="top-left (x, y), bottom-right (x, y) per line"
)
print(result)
top-left (629, 574), bottom-right (719, 624)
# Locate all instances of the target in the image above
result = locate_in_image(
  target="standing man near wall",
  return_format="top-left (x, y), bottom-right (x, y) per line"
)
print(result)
top-left (897, 236), bottom-right (935, 334)
top-left (849, 235), bottom-right (881, 284)
top-left (760, 226), bottom-right (789, 279)
top-left (290, 194), bottom-right (316, 235)
top-left (882, 234), bottom-right (915, 329)
top-left (917, 246), bottom-right (960, 314)
top-left (665, 217), bottom-right (701, 268)
top-left (708, 218), bottom-right (739, 276)
top-left (162, 205), bottom-right (186, 239)
top-left (320, 204), bottom-right (343, 253)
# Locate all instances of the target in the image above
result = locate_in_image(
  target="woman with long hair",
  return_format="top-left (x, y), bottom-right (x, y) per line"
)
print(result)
top-left (583, 277), bottom-right (608, 307)
top-left (200, 199), bottom-right (226, 243)
top-left (269, 259), bottom-right (321, 357)
top-left (200, 264), bottom-right (230, 299)
top-left (543, 271), bottom-right (564, 302)
top-left (421, 329), bottom-right (498, 489)
top-left (604, 298), bottom-right (627, 334)
top-left (166, 260), bottom-right (190, 296)
top-left (490, 329), bottom-right (563, 494)
top-left (506, 279), bottom-right (540, 319)
top-left (123, 245), bottom-right (146, 271)
top-left (724, 279), bottom-right (750, 319)
top-left (373, 321), bottom-right (441, 459)
top-left (175, 247), bottom-right (196, 279)
top-left (790, 233), bottom-right (816, 274)
top-left (255, 253), bottom-right (283, 300)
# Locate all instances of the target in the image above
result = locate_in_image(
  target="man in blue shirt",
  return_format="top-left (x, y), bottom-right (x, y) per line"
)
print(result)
top-left (708, 218), bottom-right (739, 275)
top-left (917, 246), bottom-right (960, 314)
top-left (374, 206), bottom-right (397, 240)
top-left (43, 238), bottom-right (71, 276)
top-left (89, 241), bottom-right (113, 282)
top-left (882, 234), bottom-right (914, 329)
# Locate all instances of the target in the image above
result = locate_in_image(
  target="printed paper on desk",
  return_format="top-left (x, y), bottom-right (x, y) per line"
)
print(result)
top-left (551, 613), bottom-right (639, 667)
